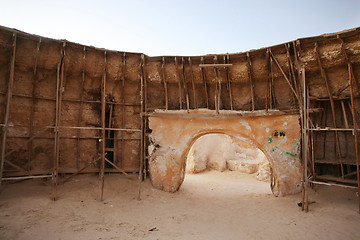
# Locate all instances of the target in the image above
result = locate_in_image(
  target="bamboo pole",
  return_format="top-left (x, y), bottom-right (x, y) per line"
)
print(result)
top-left (188, 57), bottom-right (197, 109)
top-left (161, 57), bottom-right (169, 110)
top-left (100, 51), bottom-right (107, 201)
top-left (314, 42), bottom-right (344, 178)
top-left (246, 52), bottom-right (255, 111)
top-left (200, 57), bottom-right (209, 109)
top-left (0, 33), bottom-right (16, 186)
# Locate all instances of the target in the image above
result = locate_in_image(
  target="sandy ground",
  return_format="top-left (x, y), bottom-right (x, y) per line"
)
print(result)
top-left (0, 171), bottom-right (359, 240)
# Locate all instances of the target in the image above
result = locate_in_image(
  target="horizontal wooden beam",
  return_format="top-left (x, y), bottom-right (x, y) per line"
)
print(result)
top-left (199, 64), bottom-right (232, 68)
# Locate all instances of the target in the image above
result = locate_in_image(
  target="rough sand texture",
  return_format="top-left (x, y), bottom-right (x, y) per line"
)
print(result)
top-left (0, 171), bottom-right (359, 240)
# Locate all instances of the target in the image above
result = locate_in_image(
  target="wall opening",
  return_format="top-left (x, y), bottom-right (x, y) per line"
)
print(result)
top-left (183, 134), bottom-right (272, 194)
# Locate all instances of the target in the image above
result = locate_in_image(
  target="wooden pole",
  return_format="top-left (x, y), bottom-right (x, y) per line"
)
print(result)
top-left (188, 57), bottom-right (197, 109)
top-left (76, 46), bottom-right (86, 171)
top-left (138, 54), bottom-right (145, 200)
top-left (28, 37), bottom-right (41, 172)
top-left (200, 57), bottom-right (209, 109)
top-left (52, 41), bottom-right (66, 200)
top-left (266, 49), bottom-right (270, 111)
top-left (269, 49), bottom-right (300, 103)
top-left (284, 43), bottom-right (299, 107)
top-left (246, 52), bottom-right (255, 111)
top-left (224, 55), bottom-right (233, 110)
top-left (100, 51), bottom-right (107, 201)
top-left (182, 57), bottom-right (190, 113)
top-left (213, 56), bottom-right (221, 114)
top-left (0, 33), bottom-right (17, 186)
top-left (339, 36), bottom-right (360, 213)
top-left (142, 55), bottom-right (148, 180)
top-left (120, 53), bottom-right (126, 168)
top-left (161, 57), bottom-right (169, 110)
top-left (314, 42), bottom-right (344, 178)
top-left (174, 57), bottom-right (182, 110)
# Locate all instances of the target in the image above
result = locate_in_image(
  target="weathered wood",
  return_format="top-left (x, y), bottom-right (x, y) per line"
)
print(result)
top-left (341, 101), bottom-right (349, 129)
top-left (200, 57), bottom-right (209, 109)
top-left (28, 37), bottom-right (41, 172)
top-left (76, 46), bottom-right (86, 171)
top-left (174, 57), bottom-right (182, 110)
top-left (341, 38), bottom-right (360, 213)
top-left (161, 57), bottom-right (169, 110)
top-left (199, 63), bottom-right (232, 67)
top-left (104, 157), bottom-right (129, 177)
top-left (100, 51), bottom-right (107, 201)
top-left (2, 175), bottom-right (53, 181)
top-left (0, 33), bottom-right (16, 186)
top-left (188, 57), bottom-right (197, 109)
top-left (224, 55), bottom-right (233, 110)
top-left (120, 52), bottom-right (126, 168)
top-left (266, 49), bottom-right (270, 111)
top-left (269, 49), bottom-right (299, 103)
top-left (284, 43), bottom-right (298, 107)
top-left (138, 54), bottom-right (145, 200)
top-left (213, 56), bottom-right (221, 114)
top-left (52, 41), bottom-right (66, 200)
top-left (182, 57), bottom-right (190, 113)
top-left (314, 42), bottom-right (344, 178)
top-left (246, 52), bottom-right (255, 111)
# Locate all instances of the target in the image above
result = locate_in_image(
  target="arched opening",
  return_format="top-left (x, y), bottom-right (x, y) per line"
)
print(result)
top-left (183, 133), bottom-right (273, 195)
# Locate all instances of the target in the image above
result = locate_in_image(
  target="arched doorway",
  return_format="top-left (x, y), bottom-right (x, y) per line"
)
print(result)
top-left (183, 133), bottom-right (274, 194)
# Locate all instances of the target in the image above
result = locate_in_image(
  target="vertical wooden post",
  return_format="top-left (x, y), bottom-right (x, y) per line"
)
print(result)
top-left (138, 54), bottom-right (145, 200)
top-left (0, 33), bottom-right (16, 186)
top-left (188, 57), bottom-right (197, 109)
top-left (224, 54), bottom-right (233, 110)
top-left (213, 56), bottom-right (221, 114)
top-left (266, 49), bottom-right (270, 111)
top-left (339, 36), bottom-right (360, 213)
top-left (28, 37), bottom-right (41, 172)
top-left (53, 41), bottom-right (66, 200)
top-left (314, 42), bottom-right (344, 178)
top-left (120, 53), bottom-right (126, 168)
top-left (76, 46), bottom-right (86, 171)
top-left (161, 57), bottom-right (169, 110)
top-left (174, 57), bottom-right (182, 110)
top-left (100, 51), bottom-right (107, 201)
top-left (301, 67), bottom-right (309, 212)
top-left (200, 57), bottom-right (209, 109)
top-left (182, 57), bottom-right (190, 113)
top-left (246, 52), bottom-right (255, 111)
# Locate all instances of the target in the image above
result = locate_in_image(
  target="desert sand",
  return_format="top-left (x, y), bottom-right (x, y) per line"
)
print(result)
top-left (0, 171), bottom-right (359, 240)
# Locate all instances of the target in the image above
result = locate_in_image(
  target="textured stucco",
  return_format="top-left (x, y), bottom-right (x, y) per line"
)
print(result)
top-left (148, 110), bottom-right (302, 196)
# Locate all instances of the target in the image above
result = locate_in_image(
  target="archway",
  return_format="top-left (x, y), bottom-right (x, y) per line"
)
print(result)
top-left (147, 111), bottom-right (302, 196)
top-left (183, 133), bottom-right (275, 194)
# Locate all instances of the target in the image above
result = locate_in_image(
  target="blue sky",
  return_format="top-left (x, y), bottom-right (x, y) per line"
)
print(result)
top-left (0, 0), bottom-right (359, 56)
